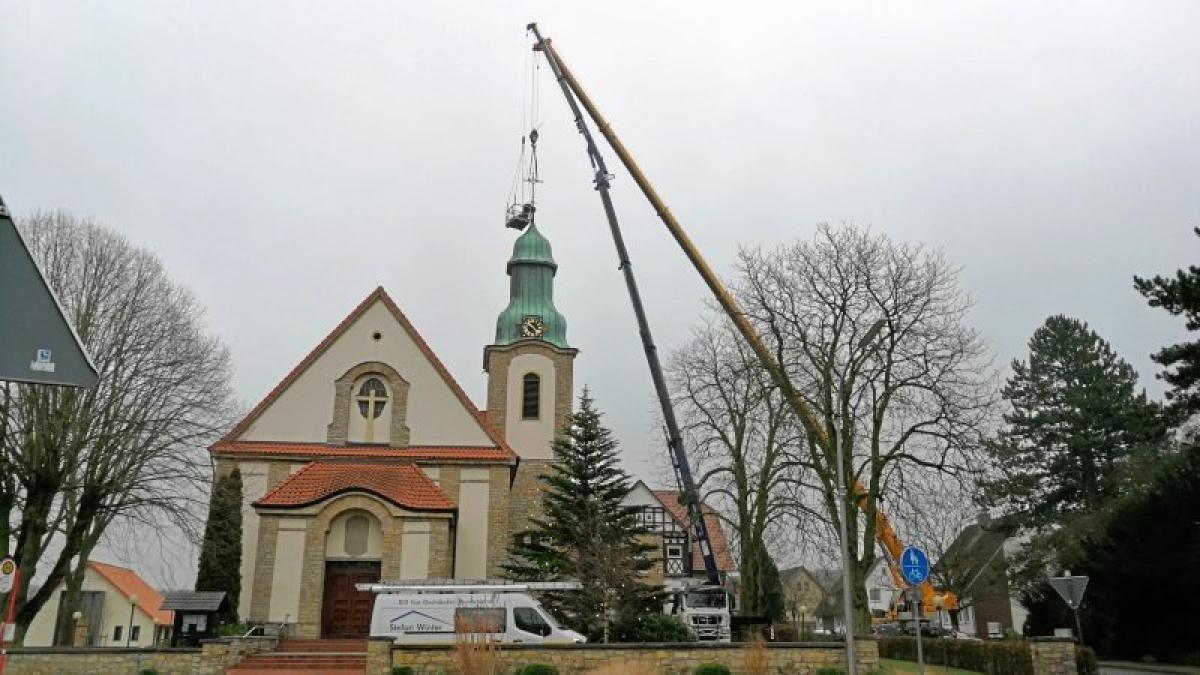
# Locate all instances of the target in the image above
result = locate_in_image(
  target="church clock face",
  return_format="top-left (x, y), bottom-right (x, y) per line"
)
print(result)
top-left (520, 315), bottom-right (545, 338)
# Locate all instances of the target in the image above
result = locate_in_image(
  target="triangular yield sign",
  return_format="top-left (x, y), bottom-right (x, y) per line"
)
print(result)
top-left (1048, 575), bottom-right (1089, 609)
top-left (0, 194), bottom-right (98, 387)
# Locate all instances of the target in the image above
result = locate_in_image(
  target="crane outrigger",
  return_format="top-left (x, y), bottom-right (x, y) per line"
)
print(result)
top-left (525, 23), bottom-right (958, 643)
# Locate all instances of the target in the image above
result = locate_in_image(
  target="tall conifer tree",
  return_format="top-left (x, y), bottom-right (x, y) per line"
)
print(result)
top-left (504, 390), bottom-right (658, 641)
top-left (195, 467), bottom-right (243, 623)
top-left (983, 315), bottom-right (1163, 527)
top-left (1135, 229), bottom-right (1200, 419)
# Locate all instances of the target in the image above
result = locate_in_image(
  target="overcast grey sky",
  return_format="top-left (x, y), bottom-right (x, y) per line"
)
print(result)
top-left (4, 2), bottom-right (1198, 584)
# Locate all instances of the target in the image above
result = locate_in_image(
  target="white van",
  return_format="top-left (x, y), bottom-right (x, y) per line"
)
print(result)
top-left (362, 581), bottom-right (587, 645)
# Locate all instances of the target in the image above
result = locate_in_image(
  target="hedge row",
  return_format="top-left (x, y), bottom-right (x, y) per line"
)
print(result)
top-left (877, 637), bottom-right (1033, 675)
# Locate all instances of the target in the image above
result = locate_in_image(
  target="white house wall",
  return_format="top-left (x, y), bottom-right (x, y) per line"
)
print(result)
top-left (23, 568), bottom-right (160, 647)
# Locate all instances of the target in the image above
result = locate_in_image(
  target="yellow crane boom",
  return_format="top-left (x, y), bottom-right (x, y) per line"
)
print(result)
top-left (529, 24), bottom-right (956, 622)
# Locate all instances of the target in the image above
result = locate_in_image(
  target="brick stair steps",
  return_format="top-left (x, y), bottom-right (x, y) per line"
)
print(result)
top-left (226, 639), bottom-right (369, 674)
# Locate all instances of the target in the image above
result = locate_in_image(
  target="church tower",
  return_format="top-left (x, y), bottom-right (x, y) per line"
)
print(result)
top-left (484, 223), bottom-right (577, 534)
top-left (484, 223), bottom-right (576, 455)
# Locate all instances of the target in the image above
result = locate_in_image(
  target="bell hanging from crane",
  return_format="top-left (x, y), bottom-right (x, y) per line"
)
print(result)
top-left (504, 129), bottom-right (541, 231)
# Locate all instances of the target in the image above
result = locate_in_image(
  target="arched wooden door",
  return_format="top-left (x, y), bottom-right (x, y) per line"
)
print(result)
top-left (321, 560), bottom-right (381, 638)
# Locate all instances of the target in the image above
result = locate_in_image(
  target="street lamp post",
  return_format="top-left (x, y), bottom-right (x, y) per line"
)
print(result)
top-left (126, 595), bottom-right (138, 648)
top-left (800, 604), bottom-right (808, 642)
top-left (833, 319), bottom-right (887, 675)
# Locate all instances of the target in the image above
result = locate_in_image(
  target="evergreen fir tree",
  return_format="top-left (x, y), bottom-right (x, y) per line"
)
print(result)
top-left (504, 390), bottom-right (659, 642)
top-left (983, 315), bottom-right (1163, 527)
top-left (195, 467), bottom-right (243, 624)
top-left (1135, 230), bottom-right (1200, 420)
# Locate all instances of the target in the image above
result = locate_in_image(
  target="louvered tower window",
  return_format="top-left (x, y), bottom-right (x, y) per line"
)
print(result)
top-left (522, 373), bottom-right (540, 419)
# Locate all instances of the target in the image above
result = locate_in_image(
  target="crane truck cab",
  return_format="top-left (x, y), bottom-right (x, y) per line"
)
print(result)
top-left (667, 584), bottom-right (731, 642)
top-left (360, 580), bottom-right (586, 645)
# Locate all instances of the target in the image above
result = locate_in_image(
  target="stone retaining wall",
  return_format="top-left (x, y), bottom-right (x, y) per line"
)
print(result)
top-left (1030, 637), bottom-right (1078, 675)
top-left (380, 639), bottom-right (880, 675)
top-left (2, 636), bottom-right (277, 675)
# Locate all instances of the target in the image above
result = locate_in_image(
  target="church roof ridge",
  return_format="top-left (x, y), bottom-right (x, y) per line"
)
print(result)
top-left (215, 287), bottom-right (515, 459)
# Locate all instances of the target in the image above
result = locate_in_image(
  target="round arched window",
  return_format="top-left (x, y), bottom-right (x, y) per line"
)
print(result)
top-left (356, 377), bottom-right (388, 419)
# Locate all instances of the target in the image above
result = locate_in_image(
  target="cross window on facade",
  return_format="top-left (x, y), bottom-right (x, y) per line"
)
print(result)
top-left (355, 377), bottom-right (389, 443)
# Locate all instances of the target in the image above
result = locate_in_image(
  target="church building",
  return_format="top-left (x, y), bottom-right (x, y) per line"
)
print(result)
top-left (210, 224), bottom-right (575, 639)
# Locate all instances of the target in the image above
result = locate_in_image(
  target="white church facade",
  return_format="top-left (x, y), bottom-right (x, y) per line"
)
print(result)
top-left (211, 224), bottom-right (576, 639)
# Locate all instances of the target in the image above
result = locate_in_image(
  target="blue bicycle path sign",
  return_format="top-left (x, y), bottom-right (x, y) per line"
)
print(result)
top-left (900, 545), bottom-right (930, 585)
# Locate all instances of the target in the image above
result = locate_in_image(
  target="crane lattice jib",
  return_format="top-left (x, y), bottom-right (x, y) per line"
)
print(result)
top-left (527, 23), bottom-right (957, 613)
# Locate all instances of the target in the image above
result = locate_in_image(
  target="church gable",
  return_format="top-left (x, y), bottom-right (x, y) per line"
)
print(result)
top-left (226, 288), bottom-right (500, 449)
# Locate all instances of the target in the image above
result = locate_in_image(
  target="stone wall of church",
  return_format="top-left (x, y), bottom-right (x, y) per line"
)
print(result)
top-left (487, 465), bottom-right (512, 577)
top-left (505, 459), bottom-right (553, 551)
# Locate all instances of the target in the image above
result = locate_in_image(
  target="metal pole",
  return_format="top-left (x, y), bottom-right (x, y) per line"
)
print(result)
top-left (1073, 608), bottom-right (1084, 647)
top-left (126, 603), bottom-right (134, 647)
top-left (833, 384), bottom-right (857, 675)
top-left (913, 593), bottom-right (925, 675)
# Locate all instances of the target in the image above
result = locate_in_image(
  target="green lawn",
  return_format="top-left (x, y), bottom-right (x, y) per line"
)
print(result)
top-left (881, 657), bottom-right (985, 675)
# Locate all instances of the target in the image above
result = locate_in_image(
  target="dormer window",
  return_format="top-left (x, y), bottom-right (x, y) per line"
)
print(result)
top-left (522, 373), bottom-right (540, 420)
top-left (355, 377), bottom-right (389, 443)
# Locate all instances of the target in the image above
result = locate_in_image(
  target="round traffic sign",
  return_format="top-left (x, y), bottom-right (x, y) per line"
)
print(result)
top-left (0, 557), bottom-right (16, 593)
top-left (900, 545), bottom-right (930, 585)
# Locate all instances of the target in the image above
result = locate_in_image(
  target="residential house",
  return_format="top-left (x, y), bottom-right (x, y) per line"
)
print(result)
top-left (622, 481), bottom-right (737, 594)
top-left (931, 515), bottom-right (1029, 639)
top-left (779, 566), bottom-right (825, 634)
top-left (813, 555), bottom-right (903, 632)
top-left (24, 561), bottom-right (173, 647)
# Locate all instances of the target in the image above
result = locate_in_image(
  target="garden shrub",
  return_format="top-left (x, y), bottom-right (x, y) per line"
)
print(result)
top-left (878, 637), bottom-right (1034, 675)
top-left (515, 665), bottom-right (560, 675)
top-left (693, 665), bottom-right (732, 675)
top-left (813, 668), bottom-right (846, 675)
top-left (612, 613), bottom-right (693, 642)
top-left (391, 667), bottom-right (416, 675)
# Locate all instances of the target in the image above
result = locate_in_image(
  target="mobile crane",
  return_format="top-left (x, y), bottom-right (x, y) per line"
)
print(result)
top-left (525, 24), bottom-right (957, 633)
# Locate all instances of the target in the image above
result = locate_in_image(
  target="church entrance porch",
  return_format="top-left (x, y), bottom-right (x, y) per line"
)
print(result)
top-left (320, 561), bottom-right (380, 638)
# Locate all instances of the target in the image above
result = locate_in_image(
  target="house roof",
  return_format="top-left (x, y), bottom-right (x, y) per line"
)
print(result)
top-left (212, 440), bottom-right (514, 464)
top-left (652, 490), bottom-right (737, 573)
top-left (935, 517), bottom-right (1018, 595)
top-left (161, 591), bottom-right (228, 612)
top-left (88, 561), bottom-right (172, 625)
top-left (255, 461), bottom-right (455, 511)
top-left (215, 287), bottom-right (514, 459)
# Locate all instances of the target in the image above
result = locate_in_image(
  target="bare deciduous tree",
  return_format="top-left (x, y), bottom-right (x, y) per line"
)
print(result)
top-left (0, 211), bottom-right (235, 643)
top-left (734, 223), bottom-right (996, 631)
top-left (668, 320), bottom-right (803, 618)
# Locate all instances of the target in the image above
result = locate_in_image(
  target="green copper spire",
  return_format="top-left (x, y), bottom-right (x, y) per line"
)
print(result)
top-left (495, 224), bottom-right (569, 348)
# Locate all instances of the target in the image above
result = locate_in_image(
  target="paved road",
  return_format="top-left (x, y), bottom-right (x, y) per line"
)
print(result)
top-left (1100, 662), bottom-right (1200, 675)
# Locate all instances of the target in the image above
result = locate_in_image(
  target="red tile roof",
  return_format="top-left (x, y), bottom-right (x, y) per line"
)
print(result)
top-left (215, 287), bottom-right (514, 457)
top-left (255, 462), bottom-right (455, 511)
top-left (88, 561), bottom-right (173, 625)
top-left (212, 440), bottom-right (513, 463)
top-left (653, 491), bottom-right (737, 573)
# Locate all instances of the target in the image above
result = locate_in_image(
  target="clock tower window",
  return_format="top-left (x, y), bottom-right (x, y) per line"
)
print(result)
top-left (521, 373), bottom-right (541, 420)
